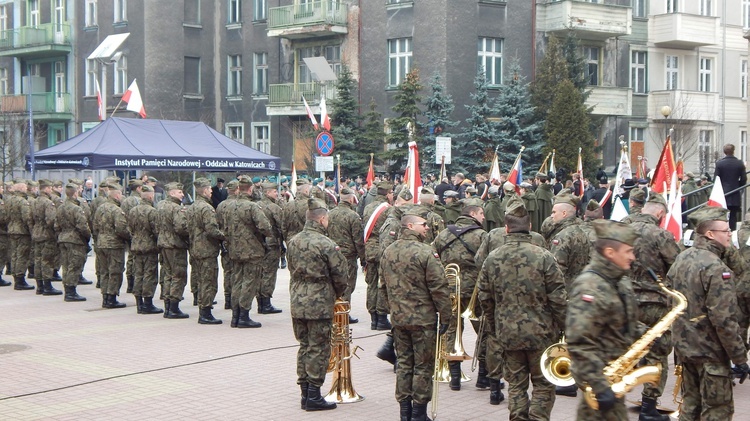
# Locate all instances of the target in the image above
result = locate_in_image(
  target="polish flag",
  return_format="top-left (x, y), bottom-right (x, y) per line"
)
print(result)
top-left (575, 147), bottom-right (584, 197)
top-left (95, 79), bottom-right (104, 121)
top-left (122, 79), bottom-right (146, 118)
top-left (488, 152), bottom-right (501, 185)
top-left (366, 154), bottom-right (375, 189)
top-left (403, 141), bottom-right (422, 204)
top-left (290, 161), bottom-right (298, 199)
top-left (302, 95), bottom-right (319, 131)
top-left (707, 175), bottom-right (727, 208)
top-left (320, 95), bottom-right (331, 131)
top-left (662, 171), bottom-right (683, 242)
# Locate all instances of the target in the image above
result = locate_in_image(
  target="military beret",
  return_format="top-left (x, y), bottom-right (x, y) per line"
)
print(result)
top-left (586, 199), bottom-right (600, 211)
top-left (377, 181), bottom-right (393, 191)
top-left (308, 198), bottom-right (327, 211)
top-left (52, 180), bottom-right (63, 187)
top-left (325, 180), bottom-right (334, 188)
top-left (65, 183), bottom-right (79, 190)
top-left (398, 187), bottom-right (413, 201)
top-left (348, 181), bottom-right (356, 187)
top-left (193, 178), bottom-right (211, 188)
top-left (68, 178), bottom-right (84, 185)
top-left (554, 192), bottom-right (579, 208)
top-left (646, 192), bottom-right (667, 208)
top-left (261, 182), bottom-right (278, 190)
top-left (421, 186), bottom-right (435, 195)
top-left (295, 178), bottom-right (310, 186)
top-left (503, 181), bottom-right (515, 192)
top-left (629, 188), bottom-right (646, 204)
top-left (488, 185), bottom-right (500, 196)
top-left (27, 180), bottom-right (38, 187)
top-left (505, 198), bottom-right (528, 218)
top-left (141, 184), bottom-right (154, 193)
top-left (147, 176), bottom-right (158, 183)
top-left (238, 176), bottom-right (253, 186)
top-left (128, 179), bottom-right (144, 188)
top-left (164, 182), bottom-right (183, 191)
top-left (685, 172), bottom-right (695, 178)
top-left (280, 176), bottom-right (288, 183)
top-left (444, 190), bottom-right (459, 198)
top-left (593, 219), bottom-right (637, 246)
top-left (688, 206), bottom-right (729, 230)
top-left (108, 182), bottom-right (123, 191)
top-left (313, 177), bottom-right (323, 184)
top-left (252, 176), bottom-right (261, 184)
top-left (226, 180), bottom-right (239, 190)
top-left (520, 182), bottom-right (533, 189)
top-left (38, 179), bottom-right (53, 188)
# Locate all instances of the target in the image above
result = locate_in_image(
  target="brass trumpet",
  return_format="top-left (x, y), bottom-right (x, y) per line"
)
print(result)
top-left (325, 299), bottom-right (364, 404)
top-left (540, 334), bottom-right (576, 387)
top-left (444, 263), bottom-right (472, 362)
top-left (461, 281), bottom-right (480, 322)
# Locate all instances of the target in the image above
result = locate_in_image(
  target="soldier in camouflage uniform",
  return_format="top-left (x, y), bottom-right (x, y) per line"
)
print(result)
top-left (287, 198), bottom-right (348, 412)
top-left (127, 184), bottom-right (162, 315)
top-left (620, 187), bottom-right (646, 225)
top-left (442, 190), bottom-right (462, 225)
top-left (281, 179), bottom-right (312, 242)
top-left (380, 210), bottom-right (452, 421)
top-left (225, 177), bottom-right (273, 328)
top-left (256, 181), bottom-right (284, 314)
top-left (92, 183), bottom-right (131, 309)
top-left (121, 179), bottom-right (142, 293)
top-left (414, 187), bottom-right (445, 243)
top-left (49, 179), bottom-right (64, 282)
top-left (667, 207), bottom-right (750, 420)
top-left (580, 199), bottom-right (603, 245)
top-left (216, 179), bottom-right (239, 309)
top-left (327, 187), bottom-right (365, 323)
top-left (362, 181), bottom-right (394, 330)
top-left (478, 199), bottom-right (567, 420)
top-left (26, 179), bottom-right (38, 279)
top-left (186, 178), bottom-right (225, 325)
top-left (483, 185), bottom-right (504, 232)
top-left (0, 183), bottom-right (10, 287)
top-left (90, 180), bottom-right (111, 288)
top-left (566, 219), bottom-right (640, 420)
top-left (735, 211), bottom-right (750, 347)
top-left (433, 203), bottom-right (488, 392)
top-left (7, 179), bottom-right (34, 290)
top-left (31, 179), bottom-right (62, 296)
top-left (55, 183), bottom-right (89, 302)
top-left (157, 182), bottom-right (190, 319)
top-left (534, 172), bottom-right (554, 232)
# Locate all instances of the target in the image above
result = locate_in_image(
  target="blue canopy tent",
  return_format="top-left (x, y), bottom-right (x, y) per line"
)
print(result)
top-left (27, 117), bottom-right (280, 172)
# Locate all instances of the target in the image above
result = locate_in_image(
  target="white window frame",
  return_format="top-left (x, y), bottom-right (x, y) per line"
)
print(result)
top-left (699, 130), bottom-right (712, 175)
top-left (0, 68), bottom-right (8, 96)
top-left (630, 126), bottom-right (645, 143)
top-left (253, 52), bottom-right (267, 95)
top-left (254, 0), bottom-right (266, 21)
top-left (114, 0), bottom-right (127, 23)
top-left (666, 55), bottom-right (678, 90)
top-left (29, 0), bottom-right (40, 27)
top-left (744, 0), bottom-right (750, 29)
top-left (700, 0), bottom-right (712, 16)
top-left (699, 57), bottom-right (712, 92)
top-left (742, 59), bottom-right (748, 100)
top-left (229, 0), bottom-right (242, 23)
top-left (85, 0), bottom-right (97, 27)
top-left (228, 54), bottom-right (242, 96)
top-left (477, 37), bottom-right (503, 86)
top-left (632, 0), bottom-right (646, 18)
top-left (741, 130), bottom-right (748, 163)
top-left (251, 123), bottom-right (271, 153)
top-left (387, 38), bottom-right (412, 87)
top-left (114, 56), bottom-right (127, 95)
top-left (0, 5), bottom-right (8, 37)
top-left (85, 59), bottom-right (98, 96)
top-left (583, 46), bottom-right (600, 86)
top-left (225, 122), bottom-right (244, 143)
top-left (667, 0), bottom-right (678, 13)
top-left (631, 51), bottom-right (647, 94)
top-left (325, 45), bottom-right (342, 77)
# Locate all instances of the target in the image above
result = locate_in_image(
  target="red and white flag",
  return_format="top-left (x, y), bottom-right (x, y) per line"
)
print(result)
top-left (576, 147), bottom-right (584, 197)
top-left (290, 161), bottom-right (298, 199)
top-left (662, 171), bottom-right (683, 242)
top-left (403, 141), bottom-right (422, 204)
top-left (612, 145), bottom-right (632, 204)
top-left (320, 95), bottom-right (331, 131)
top-left (366, 154), bottom-right (375, 189)
top-left (122, 79), bottom-right (146, 118)
top-left (302, 95), bottom-right (319, 131)
top-left (707, 175), bottom-right (727, 208)
top-left (488, 151), bottom-right (501, 185)
top-left (95, 79), bottom-right (104, 121)
top-left (651, 130), bottom-right (676, 194)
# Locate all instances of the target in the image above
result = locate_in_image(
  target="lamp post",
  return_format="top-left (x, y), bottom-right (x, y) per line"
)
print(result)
top-left (660, 105), bottom-right (672, 138)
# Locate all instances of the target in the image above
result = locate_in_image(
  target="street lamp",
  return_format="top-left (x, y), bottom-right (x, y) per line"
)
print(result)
top-left (660, 105), bottom-right (672, 138)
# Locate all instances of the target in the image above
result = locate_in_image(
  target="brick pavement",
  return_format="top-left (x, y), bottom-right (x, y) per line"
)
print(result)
top-left (1, 257), bottom-right (749, 420)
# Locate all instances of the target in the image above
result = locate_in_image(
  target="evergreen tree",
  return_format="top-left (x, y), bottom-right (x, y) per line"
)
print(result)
top-left (544, 79), bottom-right (599, 178)
top-left (561, 33), bottom-right (589, 94)
top-left (384, 69), bottom-right (422, 174)
top-left (329, 65), bottom-right (364, 175)
top-left (529, 36), bottom-right (569, 123)
top-left (361, 98), bottom-right (385, 174)
top-left (422, 72), bottom-right (458, 176)
top-left (458, 70), bottom-right (495, 176)
top-left (492, 59), bottom-right (544, 175)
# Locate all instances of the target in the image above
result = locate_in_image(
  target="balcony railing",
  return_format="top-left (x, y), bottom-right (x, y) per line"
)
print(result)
top-left (0, 92), bottom-right (72, 115)
top-left (585, 86), bottom-right (632, 116)
top-left (268, 1), bottom-right (348, 38)
top-left (650, 13), bottom-right (719, 49)
top-left (537, 0), bottom-right (631, 40)
top-left (267, 82), bottom-right (337, 115)
top-left (0, 23), bottom-right (72, 53)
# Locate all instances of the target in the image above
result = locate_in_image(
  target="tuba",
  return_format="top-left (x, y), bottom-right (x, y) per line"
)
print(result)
top-left (325, 299), bottom-right (364, 404)
top-left (540, 334), bottom-right (576, 387)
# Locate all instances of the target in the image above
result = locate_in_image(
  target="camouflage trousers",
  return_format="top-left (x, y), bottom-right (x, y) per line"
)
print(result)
top-left (343, 257), bottom-right (357, 302)
top-left (364, 260), bottom-right (386, 314)
top-left (259, 246), bottom-right (280, 298)
top-left (161, 248), bottom-right (188, 302)
top-left (188, 255), bottom-right (198, 295)
top-left (60, 242), bottom-right (87, 288)
top-left (28, 241), bottom-right (34, 272)
top-left (132, 252), bottom-right (158, 298)
top-left (737, 296), bottom-right (750, 349)
top-left (486, 331), bottom-right (505, 381)
top-left (125, 242), bottom-right (133, 278)
top-left (679, 361), bottom-right (734, 421)
top-left (221, 253), bottom-right (232, 295)
top-left (99, 248), bottom-right (124, 296)
top-left (446, 294), bottom-right (485, 362)
top-left (9, 234), bottom-right (31, 277)
top-left (33, 240), bottom-right (56, 281)
top-left (231, 260), bottom-right (262, 310)
top-left (292, 318), bottom-right (332, 387)
top-left (192, 256), bottom-right (218, 309)
top-left (576, 395), bottom-right (628, 421)
top-left (94, 243), bottom-right (105, 280)
top-left (0, 233), bottom-right (8, 269)
top-left (638, 303), bottom-right (672, 398)
top-left (503, 349), bottom-right (555, 421)
top-left (394, 326), bottom-right (437, 405)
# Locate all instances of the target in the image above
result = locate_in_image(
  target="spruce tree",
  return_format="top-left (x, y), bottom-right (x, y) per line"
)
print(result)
top-left (329, 65), bottom-right (364, 175)
top-left (361, 98), bottom-right (385, 174)
top-left (561, 32), bottom-right (589, 94)
top-left (529, 36), bottom-right (569, 123)
top-left (458, 70), bottom-right (495, 176)
top-left (422, 72), bottom-right (458, 176)
top-left (384, 69), bottom-right (422, 174)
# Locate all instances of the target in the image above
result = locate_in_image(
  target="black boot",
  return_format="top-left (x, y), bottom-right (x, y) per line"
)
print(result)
top-left (27, 265), bottom-right (35, 279)
top-left (305, 385), bottom-right (336, 411)
top-left (14, 275), bottom-right (34, 291)
top-left (259, 297), bottom-right (282, 314)
top-left (555, 384), bottom-right (578, 397)
top-left (163, 299), bottom-right (171, 318)
top-left (5, 262), bottom-right (10, 275)
top-left (141, 297), bottom-right (163, 314)
top-left (36, 279), bottom-right (44, 295)
top-left (107, 294), bottom-right (126, 309)
top-left (166, 300), bottom-right (189, 319)
top-left (52, 270), bottom-right (62, 281)
top-left (224, 293), bottom-right (231, 310)
top-left (370, 312), bottom-right (378, 330)
top-left (64, 285), bottom-right (86, 302)
top-left (399, 398), bottom-right (412, 421)
top-left (489, 380), bottom-right (505, 405)
top-left (639, 396), bottom-right (669, 421)
top-left (349, 315), bottom-right (359, 324)
top-left (237, 309), bottom-right (261, 328)
top-left (102, 294), bottom-right (109, 308)
top-left (231, 305), bottom-right (240, 328)
top-left (78, 275), bottom-right (93, 285)
top-left (376, 333), bottom-right (396, 365)
top-left (376, 313), bottom-right (392, 331)
top-left (410, 402), bottom-right (429, 421)
top-left (135, 296), bottom-right (144, 314)
top-left (279, 256), bottom-right (287, 269)
top-left (449, 362), bottom-right (462, 391)
top-left (476, 360), bottom-right (490, 389)
top-left (198, 307), bottom-right (223, 325)
top-left (126, 275), bottom-right (134, 293)
top-left (95, 278), bottom-right (100, 289)
top-left (42, 280), bottom-right (62, 296)
top-left (0, 276), bottom-right (10, 287)
top-left (193, 292), bottom-right (198, 306)
top-left (299, 382), bottom-right (308, 410)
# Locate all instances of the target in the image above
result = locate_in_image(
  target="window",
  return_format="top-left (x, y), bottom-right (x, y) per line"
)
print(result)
top-left (54, 0), bottom-right (65, 33)
top-left (633, 0), bottom-right (646, 17)
top-left (699, 57), bottom-right (712, 92)
top-left (228, 54), bottom-right (242, 96)
top-left (666, 55), bottom-right (678, 90)
top-left (229, 0), bottom-right (241, 23)
top-left (114, 0), bottom-right (127, 23)
top-left (630, 127), bottom-right (645, 143)
top-left (631, 51), bottom-right (647, 94)
top-left (477, 37), bottom-right (503, 86)
top-left (297, 47), bottom-right (314, 84)
top-left (666, 0), bottom-right (678, 13)
top-left (29, 0), bottom-right (39, 27)
top-left (583, 46), bottom-right (600, 86)
top-left (741, 130), bottom-right (748, 163)
top-left (85, 0), bottom-right (97, 26)
top-left (742, 59), bottom-right (748, 99)
top-left (745, 0), bottom-right (750, 29)
top-left (0, 68), bottom-right (7, 95)
top-left (699, 130), bottom-right (712, 175)
top-left (252, 123), bottom-right (270, 153)
top-left (700, 0), bottom-right (712, 16)
top-left (85, 59), bottom-right (98, 96)
top-left (325, 45), bottom-right (342, 77)
top-left (225, 123), bottom-right (244, 142)
top-left (253, 52), bottom-right (267, 95)
top-left (254, 0), bottom-right (266, 21)
top-left (114, 56), bottom-right (127, 95)
top-left (184, 0), bottom-right (200, 24)
top-left (388, 38), bottom-right (412, 87)
top-left (184, 57), bottom-right (201, 95)
top-left (0, 5), bottom-right (8, 37)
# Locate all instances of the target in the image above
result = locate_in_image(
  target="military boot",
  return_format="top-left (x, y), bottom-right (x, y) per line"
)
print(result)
top-left (349, 315), bottom-right (359, 324)
top-left (489, 380), bottom-right (505, 405)
top-left (166, 300), bottom-right (189, 319)
top-left (163, 299), bottom-right (171, 318)
top-left (299, 382), bottom-right (308, 410)
top-left (35, 279), bottom-right (44, 295)
top-left (449, 362), bottom-right (462, 391)
top-left (259, 297), bottom-right (282, 314)
top-left (305, 385), bottom-right (336, 411)
top-left (27, 265), bottom-right (35, 279)
top-left (198, 307), bottom-right (223, 325)
top-left (410, 402), bottom-right (429, 421)
top-left (555, 384), bottom-right (577, 397)
top-left (101, 294), bottom-right (109, 308)
top-left (95, 278), bottom-right (100, 288)
top-left (370, 312), bottom-right (378, 330)
top-left (376, 333), bottom-right (396, 365)
top-left (42, 280), bottom-right (62, 296)
top-left (141, 297), bottom-right (163, 314)
top-left (135, 296), bottom-right (144, 314)
top-left (0, 277), bottom-right (11, 287)
top-left (237, 309), bottom-right (262, 328)
top-left (230, 305), bottom-right (240, 328)
top-left (193, 292), bottom-right (198, 306)
top-left (639, 396), bottom-right (669, 421)
top-left (376, 313), bottom-right (392, 331)
top-left (78, 275), bottom-right (93, 285)
top-left (52, 270), bottom-right (62, 281)
top-left (14, 275), bottom-right (34, 291)
top-left (107, 294), bottom-right (126, 309)
top-left (5, 262), bottom-right (11, 275)
top-left (279, 256), bottom-right (287, 269)
top-left (63, 285), bottom-right (86, 302)
top-left (126, 275), bottom-right (134, 293)
top-left (475, 360), bottom-right (490, 389)
top-left (399, 398), bottom-right (412, 421)
top-left (224, 293), bottom-right (231, 310)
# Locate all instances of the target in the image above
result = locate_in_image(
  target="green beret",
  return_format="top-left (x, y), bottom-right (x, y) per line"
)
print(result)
top-left (586, 199), bottom-right (601, 212)
top-left (348, 181), bottom-right (356, 187)
top-left (252, 176), bottom-right (261, 184)
top-left (688, 206), bottom-right (729, 230)
top-left (325, 180), bottom-right (334, 188)
top-left (261, 182), bottom-right (278, 190)
top-left (554, 192), bottom-right (580, 208)
top-left (38, 179), bottom-right (53, 188)
top-left (226, 180), bottom-right (239, 190)
top-left (141, 184), bottom-right (154, 193)
top-left (68, 178), bottom-right (84, 186)
top-left (128, 179), bottom-right (144, 188)
top-left (193, 178), bottom-right (212, 188)
top-left (164, 182), bottom-right (183, 191)
top-left (398, 187), bottom-right (413, 201)
top-left (108, 183), bottom-right (123, 191)
top-left (268, 176), bottom-right (277, 183)
top-left (646, 192), bottom-right (667, 208)
top-left (308, 198), bottom-right (327, 211)
top-left (630, 188), bottom-right (646, 204)
top-left (592, 219), bottom-right (638, 246)
top-left (295, 178), bottom-right (310, 186)
top-left (280, 176), bottom-right (288, 183)
top-left (505, 198), bottom-right (528, 218)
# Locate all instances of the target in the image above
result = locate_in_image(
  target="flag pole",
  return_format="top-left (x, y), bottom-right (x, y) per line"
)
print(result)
top-left (109, 97), bottom-right (124, 117)
top-left (538, 152), bottom-right (551, 175)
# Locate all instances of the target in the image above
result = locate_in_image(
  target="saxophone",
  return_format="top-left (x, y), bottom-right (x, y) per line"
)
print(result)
top-left (583, 270), bottom-right (687, 410)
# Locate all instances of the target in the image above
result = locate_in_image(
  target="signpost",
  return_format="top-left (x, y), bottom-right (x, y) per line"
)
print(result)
top-left (316, 131), bottom-right (334, 157)
top-left (315, 156), bottom-right (334, 172)
top-left (435, 136), bottom-right (452, 164)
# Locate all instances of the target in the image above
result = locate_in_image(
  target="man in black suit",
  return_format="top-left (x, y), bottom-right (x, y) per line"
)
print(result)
top-left (211, 178), bottom-right (228, 209)
top-left (714, 144), bottom-right (747, 230)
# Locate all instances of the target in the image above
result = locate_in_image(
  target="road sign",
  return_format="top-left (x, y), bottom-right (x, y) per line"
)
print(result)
top-left (435, 137), bottom-right (452, 164)
top-left (316, 131), bottom-right (335, 156)
top-left (315, 156), bottom-right (334, 172)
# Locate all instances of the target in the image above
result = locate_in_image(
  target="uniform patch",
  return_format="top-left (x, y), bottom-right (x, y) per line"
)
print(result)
top-left (582, 294), bottom-right (594, 303)
top-left (552, 239), bottom-right (560, 245)
top-left (335, 246), bottom-right (340, 251)
top-left (433, 252), bottom-right (440, 258)
top-left (389, 231), bottom-right (396, 236)
top-left (723, 272), bottom-right (732, 279)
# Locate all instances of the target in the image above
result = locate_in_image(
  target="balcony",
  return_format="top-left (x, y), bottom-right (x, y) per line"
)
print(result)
top-left (537, 0), bottom-right (631, 40)
top-left (0, 23), bottom-right (72, 58)
top-left (268, 1), bottom-right (348, 39)
top-left (585, 86), bottom-right (632, 116)
top-left (650, 13), bottom-right (719, 49)
top-left (267, 82), bottom-right (337, 116)
top-left (0, 92), bottom-right (73, 121)
top-left (648, 90), bottom-right (719, 123)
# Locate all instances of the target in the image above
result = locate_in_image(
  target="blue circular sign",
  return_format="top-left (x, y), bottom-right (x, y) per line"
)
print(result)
top-left (316, 131), bottom-right (334, 156)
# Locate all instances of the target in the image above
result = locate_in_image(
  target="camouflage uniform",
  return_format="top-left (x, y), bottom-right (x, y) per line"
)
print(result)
top-left (327, 197), bottom-right (365, 302)
top-left (120, 185), bottom-right (141, 289)
top-left (478, 232), bottom-right (567, 421)
top-left (31, 188), bottom-right (58, 291)
top-left (216, 186), bottom-right (238, 306)
top-left (156, 195), bottom-right (190, 305)
top-left (0, 193), bottom-right (8, 282)
top-left (7, 190), bottom-right (33, 281)
top-left (281, 189), bottom-right (309, 241)
top-left (735, 220), bottom-right (750, 347)
top-left (443, 201), bottom-right (462, 226)
top-left (92, 195), bottom-right (131, 299)
top-left (90, 185), bottom-right (109, 284)
top-left (56, 195), bottom-right (91, 289)
top-left (128, 195), bottom-right (159, 300)
top-left (520, 190), bottom-right (539, 232)
top-left (475, 228), bottom-right (546, 270)
top-left (362, 192), bottom-right (392, 318)
top-left (544, 215), bottom-right (591, 289)
top-left (258, 186), bottom-right (284, 305)
top-left (186, 193), bottom-right (224, 310)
